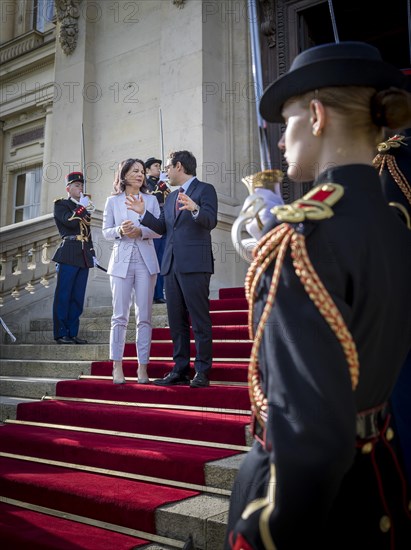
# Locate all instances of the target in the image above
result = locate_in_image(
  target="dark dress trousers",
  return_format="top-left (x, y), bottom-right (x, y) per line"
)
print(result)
top-left (226, 165), bottom-right (411, 549)
top-left (146, 174), bottom-right (168, 300)
top-left (141, 178), bottom-right (218, 373)
top-left (52, 198), bottom-right (94, 340)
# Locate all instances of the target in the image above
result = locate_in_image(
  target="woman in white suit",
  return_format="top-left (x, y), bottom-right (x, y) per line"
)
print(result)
top-left (103, 158), bottom-right (161, 384)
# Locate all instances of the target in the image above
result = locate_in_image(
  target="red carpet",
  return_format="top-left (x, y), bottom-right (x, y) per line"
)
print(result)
top-left (91, 359), bottom-right (249, 382)
top-left (0, 502), bottom-right (147, 550)
top-left (0, 423), bottom-right (240, 485)
top-left (0, 457), bottom-right (198, 533)
top-left (0, 286), bottom-right (250, 547)
top-left (16, 399), bottom-right (250, 445)
top-left (55, 379), bottom-right (251, 409)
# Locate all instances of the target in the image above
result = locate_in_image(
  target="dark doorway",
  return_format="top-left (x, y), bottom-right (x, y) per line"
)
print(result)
top-left (260, 0), bottom-right (410, 200)
top-left (300, 0), bottom-right (409, 68)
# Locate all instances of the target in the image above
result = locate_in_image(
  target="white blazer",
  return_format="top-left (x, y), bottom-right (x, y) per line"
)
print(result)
top-left (103, 192), bottom-right (161, 278)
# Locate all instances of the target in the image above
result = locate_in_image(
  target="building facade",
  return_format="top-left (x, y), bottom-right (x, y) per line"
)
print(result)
top-left (1, 0), bottom-right (409, 324)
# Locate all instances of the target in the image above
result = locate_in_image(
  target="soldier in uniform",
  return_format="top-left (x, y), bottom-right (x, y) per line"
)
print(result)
top-left (52, 172), bottom-right (95, 344)
top-left (145, 157), bottom-right (170, 303)
top-left (226, 42), bottom-right (411, 549)
top-left (373, 77), bottom-right (411, 489)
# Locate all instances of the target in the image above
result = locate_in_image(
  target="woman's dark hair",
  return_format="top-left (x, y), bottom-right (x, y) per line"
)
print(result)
top-left (113, 158), bottom-right (148, 194)
top-left (169, 150), bottom-right (197, 176)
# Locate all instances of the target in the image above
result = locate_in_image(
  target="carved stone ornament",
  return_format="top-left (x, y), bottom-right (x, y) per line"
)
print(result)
top-left (173, 0), bottom-right (186, 7)
top-left (259, 0), bottom-right (276, 48)
top-left (55, 0), bottom-right (83, 55)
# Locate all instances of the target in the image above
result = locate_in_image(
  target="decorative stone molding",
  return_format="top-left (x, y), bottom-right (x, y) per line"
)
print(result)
top-left (0, 31), bottom-right (44, 64)
top-left (3, 108), bottom-right (48, 132)
top-left (55, 0), bottom-right (83, 55)
top-left (259, 0), bottom-right (276, 48)
top-left (173, 0), bottom-right (186, 7)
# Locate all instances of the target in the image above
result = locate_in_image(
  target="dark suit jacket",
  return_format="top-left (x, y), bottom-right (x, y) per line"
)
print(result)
top-left (141, 178), bottom-right (218, 275)
top-left (52, 198), bottom-right (95, 268)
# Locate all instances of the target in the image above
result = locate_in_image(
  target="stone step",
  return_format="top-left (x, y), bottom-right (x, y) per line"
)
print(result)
top-left (155, 493), bottom-right (229, 549)
top-left (21, 330), bottom-right (246, 346)
top-left (22, 330), bottom-right (130, 345)
top-left (1, 344), bottom-right (109, 361)
top-left (31, 314), bottom-right (169, 332)
top-left (0, 360), bottom-right (91, 379)
top-left (0, 376), bottom-right (62, 399)
top-left (205, 454), bottom-right (245, 491)
top-left (80, 304), bottom-right (168, 318)
top-left (0, 396), bottom-right (38, 422)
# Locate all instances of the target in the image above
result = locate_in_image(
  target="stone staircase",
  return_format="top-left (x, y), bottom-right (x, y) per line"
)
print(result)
top-left (0, 296), bottom-right (250, 549)
top-left (0, 304), bottom-right (168, 420)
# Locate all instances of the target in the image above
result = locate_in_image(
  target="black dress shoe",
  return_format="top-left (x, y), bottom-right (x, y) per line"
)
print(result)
top-left (153, 372), bottom-right (190, 386)
top-left (190, 372), bottom-right (210, 388)
top-left (153, 298), bottom-right (166, 304)
top-left (71, 336), bottom-right (88, 344)
top-left (56, 336), bottom-right (75, 345)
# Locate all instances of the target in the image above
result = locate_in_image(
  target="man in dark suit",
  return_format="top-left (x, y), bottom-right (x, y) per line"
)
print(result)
top-left (126, 150), bottom-right (218, 387)
top-left (52, 172), bottom-right (95, 344)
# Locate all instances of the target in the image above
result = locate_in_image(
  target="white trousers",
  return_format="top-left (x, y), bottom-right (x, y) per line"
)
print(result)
top-left (109, 245), bottom-right (156, 363)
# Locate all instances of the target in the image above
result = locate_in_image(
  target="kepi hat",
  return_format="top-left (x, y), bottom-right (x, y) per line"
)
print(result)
top-left (65, 172), bottom-right (84, 185)
top-left (260, 41), bottom-right (406, 123)
top-left (145, 157), bottom-right (162, 169)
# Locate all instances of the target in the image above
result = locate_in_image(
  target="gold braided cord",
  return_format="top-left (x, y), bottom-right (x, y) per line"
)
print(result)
top-left (245, 224), bottom-right (293, 335)
top-left (245, 223), bottom-right (360, 429)
top-left (290, 233), bottom-right (359, 389)
top-left (245, 224), bottom-right (293, 427)
top-left (376, 154), bottom-right (411, 207)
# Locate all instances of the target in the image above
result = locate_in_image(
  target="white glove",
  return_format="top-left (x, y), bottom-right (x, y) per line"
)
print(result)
top-left (79, 193), bottom-right (90, 207)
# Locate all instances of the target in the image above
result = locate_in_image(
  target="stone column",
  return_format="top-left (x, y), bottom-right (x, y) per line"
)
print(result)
top-left (39, 101), bottom-right (54, 214)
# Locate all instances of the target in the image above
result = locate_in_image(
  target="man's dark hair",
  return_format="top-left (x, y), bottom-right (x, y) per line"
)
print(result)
top-left (169, 150), bottom-right (197, 176)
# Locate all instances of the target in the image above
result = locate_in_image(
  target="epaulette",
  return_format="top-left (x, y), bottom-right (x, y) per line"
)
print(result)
top-left (375, 134), bottom-right (408, 154)
top-left (54, 197), bottom-right (65, 203)
top-left (271, 183), bottom-right (344, 223)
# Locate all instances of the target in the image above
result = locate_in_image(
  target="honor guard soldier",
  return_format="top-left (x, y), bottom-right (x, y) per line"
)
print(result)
top-left (373, 97), bottom-right (411, 489)
top-left (225, 42), bottom-right (411, 550)
top-left (145, 157), bottom-right (170, 303)
top-left (52, 171), bottom-right (95, 344)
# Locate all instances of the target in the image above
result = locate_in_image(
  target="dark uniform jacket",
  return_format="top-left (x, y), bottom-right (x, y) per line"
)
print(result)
top-left (52, 197), bottom-right (95, 268)
top-left (146, 175), bottom-right (169, 207)
top-left (227, 164), bottom-right (411, 549)
top-left (378, 131), bottom-right (411, 227)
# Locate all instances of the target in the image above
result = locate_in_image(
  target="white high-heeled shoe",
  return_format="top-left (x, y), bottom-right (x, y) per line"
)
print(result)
top-left (112, 361), bottom-right (126, 384)
top-left (137, 364), bottom-right (150, 384)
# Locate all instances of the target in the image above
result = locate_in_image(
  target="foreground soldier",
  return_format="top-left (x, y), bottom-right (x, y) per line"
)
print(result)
top-left (226, 42), bottom-right (411, 549)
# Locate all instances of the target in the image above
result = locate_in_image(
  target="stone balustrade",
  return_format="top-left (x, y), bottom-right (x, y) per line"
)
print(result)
top-left (0, 214), bottom-right (59, 309)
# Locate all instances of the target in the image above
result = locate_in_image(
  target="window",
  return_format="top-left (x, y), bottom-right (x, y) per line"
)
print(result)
top-left (14, 167), bottom-right (42, 223)
top-left (35, 0), bottom-right (55, 33)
